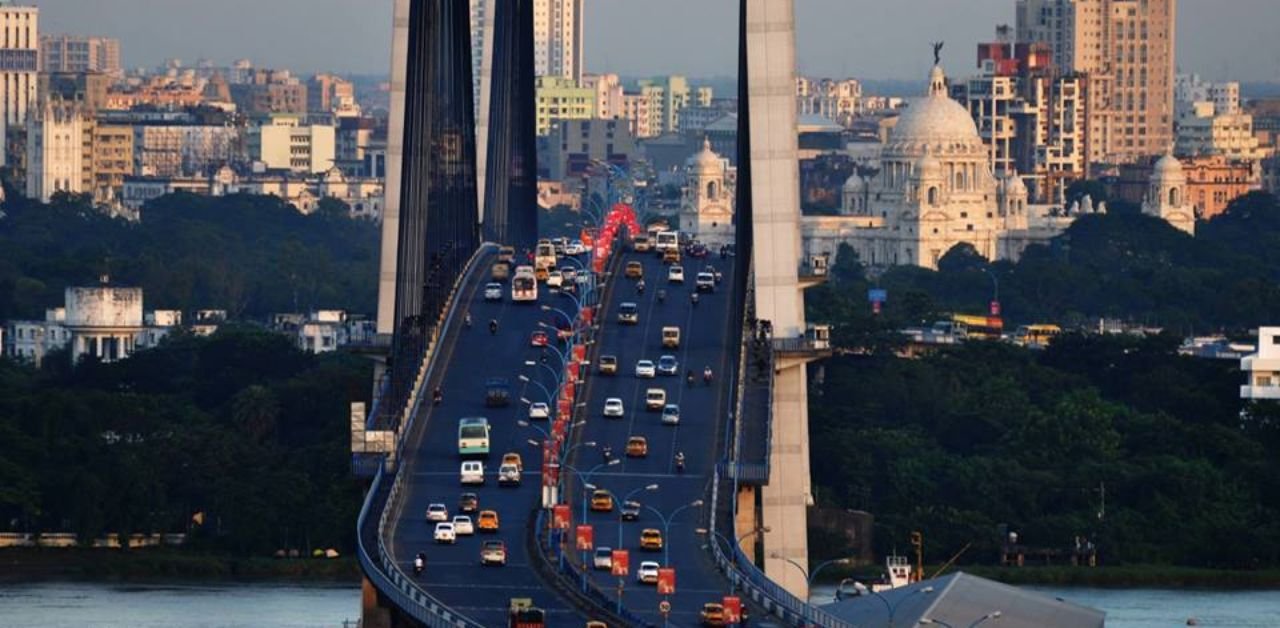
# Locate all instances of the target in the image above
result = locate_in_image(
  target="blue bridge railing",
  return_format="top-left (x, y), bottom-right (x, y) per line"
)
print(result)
top-left (355, 244), bottom-right (498, 627)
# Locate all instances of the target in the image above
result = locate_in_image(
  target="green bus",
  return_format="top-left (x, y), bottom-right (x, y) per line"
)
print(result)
top-left (457, 417), bottom-right (491, 457)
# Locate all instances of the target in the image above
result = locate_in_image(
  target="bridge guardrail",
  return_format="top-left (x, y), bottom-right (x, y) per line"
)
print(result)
top-left (702, 263), bottom-right (853, 628)
top-left (356, 244), bottom-right (499, 628)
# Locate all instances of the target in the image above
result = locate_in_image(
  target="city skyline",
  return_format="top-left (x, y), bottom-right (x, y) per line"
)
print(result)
top-left (27, 0), bottom-right (1280, 83)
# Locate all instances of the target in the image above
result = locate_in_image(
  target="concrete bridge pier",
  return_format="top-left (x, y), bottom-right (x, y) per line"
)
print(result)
top-left (742, 0), bottom-right (813, 601)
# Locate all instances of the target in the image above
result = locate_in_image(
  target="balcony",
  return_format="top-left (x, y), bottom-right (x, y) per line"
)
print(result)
top-left (798, 253), bottom-right (830, 289)
top-left (1241, 384), bottom-right (1280, 400)
top-left (771, 325), bottom-right (833, 360)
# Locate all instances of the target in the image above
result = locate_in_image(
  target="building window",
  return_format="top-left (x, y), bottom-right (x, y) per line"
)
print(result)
top-left (927, 187), bottom-right (939, 206)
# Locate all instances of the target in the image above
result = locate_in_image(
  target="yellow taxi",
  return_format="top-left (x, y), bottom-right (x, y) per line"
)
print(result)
top-left (640, 528), bottom-right (663, 551)
top-left (625, 436), bottom-right (648, 458)
top-left (477, 510), bottom-right (500, 532)
top-left (590, 489), bottom-right (615, 512)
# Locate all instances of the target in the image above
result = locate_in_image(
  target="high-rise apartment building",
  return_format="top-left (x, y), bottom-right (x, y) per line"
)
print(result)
top-left (40, 35), bottom-right (122, 76)
top-left (534, 76), bottom-right (594, 136)
top-left (532, 0), bottom-right (583, 82)
top-left (25, 98), bottom-right (89, 202)
top-left (0, 3), bottom-right (39, 166)
top-left (956, 33), bottom-right (1090, 203)
top-left (582, 73), bottom-right (624, 120)
top-left (1016, 0), bottom-right (1176, 163)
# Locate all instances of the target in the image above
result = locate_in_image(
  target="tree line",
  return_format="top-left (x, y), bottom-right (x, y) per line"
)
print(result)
top-left (816, 191), bottom-right (1280, 334)
top-left (0, 327), bottom-right (371, 555)
top-left (0, 191), bottom-right (379, 322)
top-left (804, 193), bottom-right (1280, 567)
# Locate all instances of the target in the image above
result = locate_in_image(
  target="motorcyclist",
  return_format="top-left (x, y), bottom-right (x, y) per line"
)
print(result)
top-left (691, 292), bottom-right (699, 306)
top-left (602, 445), bottom-right (613, 462)
top-left (686, 370), bottom-right (695, 385)
top-left (413, 552), bottom-right (425, 576)
top-left (675, 451), bottom-right (686, 473)
top-left (637, 279), bottom-right (646, 294)
top-left (703, 366), bottom-right (713, 384)
top-left (432, 387), bottom-right (443, 405)
top-left (489, 319), bottom-right (499, 335)
top-left (657, 289), bottom-right (666, 304)
top-left (464, 312), bottom-right (472, 328)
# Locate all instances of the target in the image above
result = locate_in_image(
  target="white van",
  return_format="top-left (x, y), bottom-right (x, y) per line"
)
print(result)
top-left (645, 388), bottom-right (667, 411)
top-left (460, 461), bottom-right (485, 485)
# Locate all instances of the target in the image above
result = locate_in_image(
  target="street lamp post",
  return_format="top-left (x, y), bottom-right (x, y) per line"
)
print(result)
top-left (643, 499), bottom-right (704, 566)
top-left (565, 459), bottom-right (621, 521)
top-left (517, 373), bottom-right (556, 405)
top-left (769, 553), bottom-right (853, 626)
top-left (853, 582), bottom-right (936, 628)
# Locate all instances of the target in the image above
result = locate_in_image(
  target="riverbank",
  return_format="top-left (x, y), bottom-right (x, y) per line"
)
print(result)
top-left (0, 548), bottom-right (361, 583)
top-left (961, 565), bottom-right (1280, 589)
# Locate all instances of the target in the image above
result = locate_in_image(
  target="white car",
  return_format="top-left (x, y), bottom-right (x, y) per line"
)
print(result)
top-left (529, 402), bottom-right (550, 420)
top-left (668, 265), bottom-right (685, 283)
top-left (434, 522), bottom-right (457, 544)
top-left (566, 240), bottom-right (586, 255)
top-left (426, 503), bottom-right (449, 522)
top-left (452, 515), bottom-right (475, 536)
top-left (603, 398), bottom-right (625, 418)
top-left (593, 546), bottom-right (613, 570)
top-left (635, 359), bottom-right (656, 378)
top-left (636, 560), bottom-right (661, 584)
top-left (484, 282), bottom-right (503, 301)
top-left (546, 271), bottom-right (564, 288)
top-left (696, 272), bottom-right (716, 292)
top-left (661, 404), bottom-right (680, 425)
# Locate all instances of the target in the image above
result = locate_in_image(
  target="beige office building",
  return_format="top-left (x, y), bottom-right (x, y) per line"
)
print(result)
top-left (0, 3), bottom-right (38, 165)
top-left (1017, 0), bottom-right (1176, 163)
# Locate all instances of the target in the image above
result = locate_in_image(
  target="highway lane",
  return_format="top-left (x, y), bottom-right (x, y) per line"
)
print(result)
top-left (569, 248), bottom-right (740, 626)
top-left (388, 253), bottom-right (589, 626)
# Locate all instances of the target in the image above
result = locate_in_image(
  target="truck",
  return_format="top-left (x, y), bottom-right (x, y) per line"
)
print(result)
top-left (508, 598), bottom-right (545, 628)
top-left (486, 377), bottom-right (511, 407)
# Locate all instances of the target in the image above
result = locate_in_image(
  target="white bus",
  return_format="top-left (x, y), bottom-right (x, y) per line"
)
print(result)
top-left (655, 231), bottom-right (679, 253)
top-left (512, 266), bottom-right (538, 302)
top-left (534, 240), bottom-right (557, 272)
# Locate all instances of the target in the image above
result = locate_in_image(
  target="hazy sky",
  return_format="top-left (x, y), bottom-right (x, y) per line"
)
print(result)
top-left (29, 0), bottom-right (1280, 83)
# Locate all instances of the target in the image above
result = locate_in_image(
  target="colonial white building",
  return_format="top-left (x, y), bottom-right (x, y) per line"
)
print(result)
top-left (803, 64), bottom-right (1084, 270)
top-left (3, 279), bottom-right (181, 366)
top-left (1142, 154), bottom-right (1196, 235)
top-left (678, 138), bottom-right (736, 245)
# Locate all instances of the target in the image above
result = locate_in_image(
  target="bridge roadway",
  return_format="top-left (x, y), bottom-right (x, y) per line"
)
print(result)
top-left (569, 249), bottom-right (739, 626)
top-left (388, 251), bottom-right (589, 626)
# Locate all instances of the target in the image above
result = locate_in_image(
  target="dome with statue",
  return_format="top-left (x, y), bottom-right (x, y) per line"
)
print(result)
top-left (883, 66), bottom-right (987, 160)
top-left (686, 137), bottom-right (724, 175)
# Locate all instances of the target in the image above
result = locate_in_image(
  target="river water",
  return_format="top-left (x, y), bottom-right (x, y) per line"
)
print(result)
top-left (2, 581), bottom-right (1277, 626)
top-left (809, 584), bottom-right (1280, 627)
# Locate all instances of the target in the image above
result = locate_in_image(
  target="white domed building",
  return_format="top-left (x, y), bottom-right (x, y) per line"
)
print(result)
top-left (678, 138), bottom-right (736, 244)
top-left (805, 63), bottom-right (1082, 270)
top-left (1142, 154), bottom-right (1195, 235)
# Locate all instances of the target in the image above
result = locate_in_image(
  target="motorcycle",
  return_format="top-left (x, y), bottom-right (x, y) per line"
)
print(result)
top-left (703, 367), bottom-right (713, 385)
top-left (413, 553), bottom-right (425, 576)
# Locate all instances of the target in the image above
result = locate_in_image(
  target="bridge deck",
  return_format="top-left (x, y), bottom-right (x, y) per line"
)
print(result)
top-left (386, 249), bottom-right (586, 625)
top-left (568, 249), bottom-right (739, 625)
